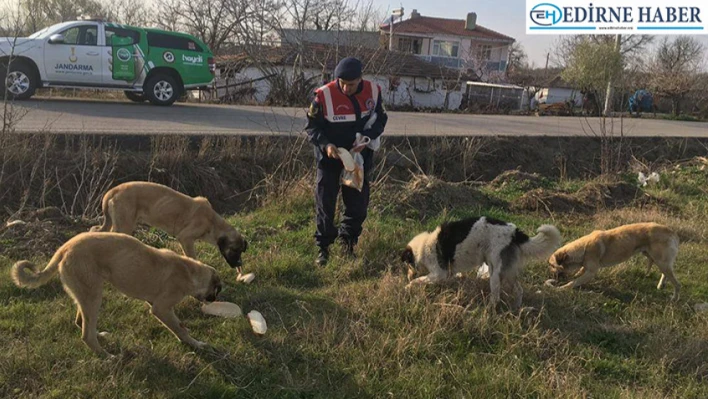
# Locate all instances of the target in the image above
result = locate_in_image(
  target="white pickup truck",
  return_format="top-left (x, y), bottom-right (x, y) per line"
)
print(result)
top-left (1, 19), bottom-right (215, 105)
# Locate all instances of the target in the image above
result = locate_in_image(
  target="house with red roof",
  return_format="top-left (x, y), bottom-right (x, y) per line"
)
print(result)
top-left (380, 10), bottom-right (515, 81)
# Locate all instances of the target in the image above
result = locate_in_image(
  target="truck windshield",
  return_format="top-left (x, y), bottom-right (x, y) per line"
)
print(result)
top-left (28, 22), bottom-right (75, 38)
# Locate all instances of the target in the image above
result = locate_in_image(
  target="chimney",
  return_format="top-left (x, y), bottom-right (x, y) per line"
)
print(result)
top-left (411, 9), bottom-right (421, 19)
top-left (465, 12), bottom-right (477, 30)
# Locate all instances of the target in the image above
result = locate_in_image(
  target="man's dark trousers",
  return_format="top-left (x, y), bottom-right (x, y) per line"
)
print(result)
top-left (314, 151), bottom-right (371, 249)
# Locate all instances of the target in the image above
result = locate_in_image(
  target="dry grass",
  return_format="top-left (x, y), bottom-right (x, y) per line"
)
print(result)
top-left (1, 136), bottom-right (708, 397)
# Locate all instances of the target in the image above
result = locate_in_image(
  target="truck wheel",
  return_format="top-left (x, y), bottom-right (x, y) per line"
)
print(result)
top-left (145, 74), bottom-right (180, 106)
top-left (124, 91), bottom-right (146, 102)
top-left (2, 62), bottom-right (36, 100)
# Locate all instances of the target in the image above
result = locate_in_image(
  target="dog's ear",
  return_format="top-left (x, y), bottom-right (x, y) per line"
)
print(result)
top-left (401, 246), bottom-right (415, 265)
top-left (217, 236), bottom-right (228, 255)
top-left (242, 239), bottom-right (248, 253)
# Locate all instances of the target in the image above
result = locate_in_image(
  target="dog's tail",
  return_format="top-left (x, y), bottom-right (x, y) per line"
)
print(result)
top-left (11, 249), bottom-right (64, 289)
top-left (519, 224), bottom-right (562, 260)
top-left (90, 195), bottom-right (114, 232)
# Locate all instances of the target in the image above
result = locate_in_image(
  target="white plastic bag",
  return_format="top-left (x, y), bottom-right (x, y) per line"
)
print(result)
top-left (340, 148), bottom-right (365, 192)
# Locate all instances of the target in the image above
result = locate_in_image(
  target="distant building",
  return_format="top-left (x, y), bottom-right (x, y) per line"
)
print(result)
top-left (380, 10), bottom-right (515, 82)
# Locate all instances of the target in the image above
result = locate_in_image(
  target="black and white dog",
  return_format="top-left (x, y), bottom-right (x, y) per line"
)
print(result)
top-left (401, 217), bottom-right (561, 309)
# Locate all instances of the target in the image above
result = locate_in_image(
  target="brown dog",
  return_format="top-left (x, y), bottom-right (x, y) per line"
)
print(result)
top-left (91, 181), bottom-right (247, 270)
top-left (11, 232), bottom-right (222, 357)
top-left (548, 223), bottom-right (680, 300)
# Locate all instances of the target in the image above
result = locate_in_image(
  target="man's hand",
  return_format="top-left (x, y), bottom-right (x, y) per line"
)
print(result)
top-left (326, 144), bottom-right (340, 159)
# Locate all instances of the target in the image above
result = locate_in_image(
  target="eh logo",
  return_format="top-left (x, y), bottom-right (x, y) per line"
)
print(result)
top-left (530, 3), bottom-right (563, 26)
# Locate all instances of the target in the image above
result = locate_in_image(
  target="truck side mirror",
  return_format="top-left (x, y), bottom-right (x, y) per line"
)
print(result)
top-left (48, 34), bottom-right (65, 44)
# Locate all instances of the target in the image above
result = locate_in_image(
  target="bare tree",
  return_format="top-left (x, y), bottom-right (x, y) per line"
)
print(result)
top-left (507, 67), bottom-right (542, 113)
top-left (274, 0), bottom-right (360, 33)
top-left (313, 0), bottom-right (354, 31)
top-left (461, 42), bottom-right (511, 83)
top-left (353, 0), bottom-right (385, 32)
top-left (649, 36), bottom-right (705, 116)
top-left (102, 0), bottom-right (150, 26)
top-left (152, 0), bottom-right (256, 55)
top-left (506, 42), bottom-right (528, 77)
top-left (552, 34), bottom-right (653, 68)
top-left (237, 0), bottom-right (279, 46)
top-left (19, 0), bottom-right (107, 29)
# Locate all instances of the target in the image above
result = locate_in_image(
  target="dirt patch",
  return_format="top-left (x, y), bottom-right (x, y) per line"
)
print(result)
top-left (490, 170), bottom-right (546, 191)
top-left (0, 207), bottom-right (93, 259)
top-left (512, 181), bottom-right (661, 215)
top-left (374, 175), bottom-right (507, 219)
top-left (513, 189), bottom-right (591, 214)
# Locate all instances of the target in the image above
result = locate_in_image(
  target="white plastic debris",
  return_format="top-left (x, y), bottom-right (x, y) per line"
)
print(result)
top-left (237, 273), bottom-right (255, 284)
top-left (247, 310), bottom-right (267, 335)
top-left (638, 171), bottom-right (660, 187)
top-left (201, 301), bottom-right (243, 318)
top-left (648, 172), bottom-right (660, 183)
top-left (544, 279), bottom-right (557, 287)
top-left (638, 172), bottom-right (648, 186)
top-left (476, 263), bottom-right (490, 279)
top-left (694, 303), bottom-right (708, 313)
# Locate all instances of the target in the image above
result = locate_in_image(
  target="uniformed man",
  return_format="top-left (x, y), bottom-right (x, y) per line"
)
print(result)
top-left (305, 57), bottom-right (388, 266)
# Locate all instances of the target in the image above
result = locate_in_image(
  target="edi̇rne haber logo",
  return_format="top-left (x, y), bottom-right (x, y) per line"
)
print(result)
top-left (527, 0), bottom-right (706, 34)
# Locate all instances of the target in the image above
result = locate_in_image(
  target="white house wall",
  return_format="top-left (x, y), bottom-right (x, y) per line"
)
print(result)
top-left (208, 67), bottom-right (464, 110)
top-left (365, 74), bottom-right (463, 110)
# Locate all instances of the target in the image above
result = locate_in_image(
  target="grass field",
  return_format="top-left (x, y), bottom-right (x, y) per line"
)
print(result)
top-left (1, 163), bottom-right (708, 398)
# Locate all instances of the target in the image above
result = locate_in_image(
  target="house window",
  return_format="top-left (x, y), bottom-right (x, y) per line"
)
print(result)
top-left (477, 44), bottom-right (492, 60)
top-left (432, 40), bottom-right (459, 58)
top-left (398, 37), bottom-right (422, 54)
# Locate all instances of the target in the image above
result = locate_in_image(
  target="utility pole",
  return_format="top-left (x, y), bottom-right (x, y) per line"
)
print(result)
top-left (389, 8), bottom-right (404, 51)
top-left (604, 34), bottom-right (621, 116)
top-left (388, 15), bottom-right (395, 51)
top-left (544, 52), bottom-right (549, 70)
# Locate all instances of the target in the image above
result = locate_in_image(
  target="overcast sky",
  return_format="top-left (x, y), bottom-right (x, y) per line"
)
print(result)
top-left (371, 0), bottom-right (708, 67)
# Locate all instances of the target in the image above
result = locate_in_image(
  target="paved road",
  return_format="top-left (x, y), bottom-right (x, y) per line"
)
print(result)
top-left (5, 97), bottom-right (708, 137)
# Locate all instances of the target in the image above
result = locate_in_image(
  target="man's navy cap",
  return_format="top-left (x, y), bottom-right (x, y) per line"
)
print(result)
top-left (334, 57), bottom-right (363, 81)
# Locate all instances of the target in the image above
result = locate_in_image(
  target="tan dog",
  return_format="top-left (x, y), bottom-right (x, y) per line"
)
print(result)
top-left (548, 223), bottom-right (680, 300)
top-left (91, 181), bottom-right (247, 270)
top-left (11, 232), bottom-right (222, 357)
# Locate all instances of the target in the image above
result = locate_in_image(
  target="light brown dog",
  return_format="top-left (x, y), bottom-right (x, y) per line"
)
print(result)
top-left (548, 223), bottom-right (680, 300)
top-left (91, 181), bottom-right (247, 270)
top-left (11, 232), bottom-right (222, 357)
